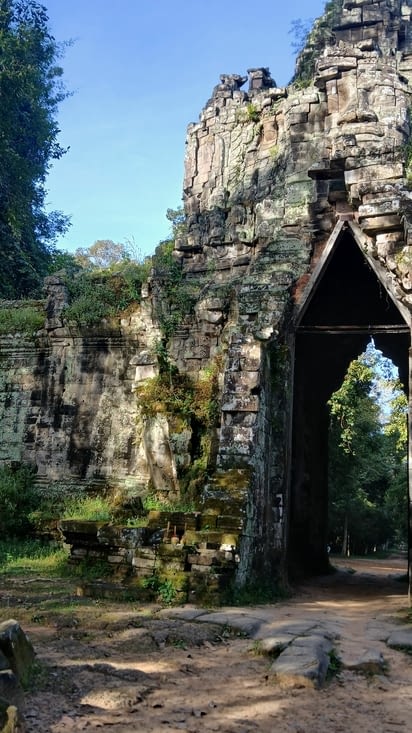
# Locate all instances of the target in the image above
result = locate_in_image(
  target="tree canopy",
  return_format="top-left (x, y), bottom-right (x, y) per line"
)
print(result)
top-left (328, 343), bottom-right (408, 555)
top-left (0, 0), bottom-right (69, 298)
top-left (73, 240), bottom-right (132, 270)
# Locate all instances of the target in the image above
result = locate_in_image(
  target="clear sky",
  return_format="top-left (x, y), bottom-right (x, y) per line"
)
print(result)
top-left (44, 0), bottom-right (327, 258)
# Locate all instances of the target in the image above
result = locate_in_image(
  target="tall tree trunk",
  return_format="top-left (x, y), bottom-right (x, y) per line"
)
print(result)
top-left (342, 512), bottom-right (349, 556)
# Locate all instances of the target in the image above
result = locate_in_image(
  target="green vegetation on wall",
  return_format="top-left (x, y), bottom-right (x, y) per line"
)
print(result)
top-left (0, 303), bottom-right (45, 336)
top-left (62, 211), bottom-right (195, 333)
top-left (404, 109), bottom-right (412, 186)
top-left (63, 260), bottom-right (151, 326)
top-left (137, 353), bottom-right (223, 496)
top-left (151, 209), bottom-right (197, 339)
top-left (292, 0), bottom-right (344, 86)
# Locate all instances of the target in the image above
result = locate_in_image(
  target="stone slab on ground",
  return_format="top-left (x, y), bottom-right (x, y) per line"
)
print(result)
top-left (386, 628), bottom-right (412, 651)
top-left (158, 606), bottom-right (208, 622)
top-left (341, 648), bottom-right (386, 674)
top-left (270, 633), bottom-right (334, 689)
top-left (188, 611), bottom-right (263, 637)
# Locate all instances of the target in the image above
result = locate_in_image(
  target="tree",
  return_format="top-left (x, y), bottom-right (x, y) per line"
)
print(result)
top-left (382, 390), bottom-right (408, 546)
top-left (74, 240), bottom-right (131, 270)
top-left (328, 345), bottom-right (408, 555)
top-left (0, 0), bottom-right (69, 298)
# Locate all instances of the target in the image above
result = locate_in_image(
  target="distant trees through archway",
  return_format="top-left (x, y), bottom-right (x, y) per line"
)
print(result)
top-left (327, 341), bottom-right (408, 557)
top-left (289, 222), bottom-right (410, 579)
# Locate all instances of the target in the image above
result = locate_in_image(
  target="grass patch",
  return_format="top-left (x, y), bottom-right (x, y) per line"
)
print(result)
top-left (61, 558), bottom-right (112, 580)
top-left (0, 464), bottom-right (38, 538)
top-left (0, 304), bottom-right (44, 335)
top-left (0, 539), bottom-right (68, 576)
top-left (142, 493), bottom-right (197, 513)
top-left (61, 496), bottom-right (113, 521)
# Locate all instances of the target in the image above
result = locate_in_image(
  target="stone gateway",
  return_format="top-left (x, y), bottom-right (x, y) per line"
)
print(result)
top-left (1, 0), bottom-right (412, 594)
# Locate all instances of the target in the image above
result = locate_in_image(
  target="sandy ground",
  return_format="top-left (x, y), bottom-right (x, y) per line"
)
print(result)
top-left (2, 555), bottom-right (412, 732)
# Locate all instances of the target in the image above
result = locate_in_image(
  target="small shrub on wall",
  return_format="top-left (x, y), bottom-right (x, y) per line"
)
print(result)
top-left (136, 354), bottom-right (223, 498)
top-left (64, 260), bottom-right (151, 327)
top-left (0, 304), bottom-right (45, 336)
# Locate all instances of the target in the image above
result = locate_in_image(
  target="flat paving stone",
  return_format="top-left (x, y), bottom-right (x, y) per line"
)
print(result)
top-left (196, 611), bottom-right (262, 636)
top-left (386, 628), bottom-right (412, 650)
top-left (341, 648), bottom-right (386, 674)
top-left (158, 606), bottom-right (208, 622)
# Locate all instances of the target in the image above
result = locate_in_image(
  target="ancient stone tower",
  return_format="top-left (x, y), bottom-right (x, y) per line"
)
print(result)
top-left (1, 0), bottom-right (412, 590)
top-left (167, 0), bottom-right (412, 585)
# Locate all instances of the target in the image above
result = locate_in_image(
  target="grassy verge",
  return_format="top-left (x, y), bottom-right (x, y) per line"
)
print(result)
top-left (0, 539), bottom-right (69, 576)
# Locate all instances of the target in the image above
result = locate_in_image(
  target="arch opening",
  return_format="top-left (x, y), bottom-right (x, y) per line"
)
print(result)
top-left (289, 227), bottom-right (410, 580)
top-left (327, 342), bottom-right (408, 559)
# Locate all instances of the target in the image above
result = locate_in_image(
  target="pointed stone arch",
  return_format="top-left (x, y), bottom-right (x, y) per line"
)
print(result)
top-left (294, 220), bottom-right (411, 330)
top-left (288, 220), bottom-right (411, 581)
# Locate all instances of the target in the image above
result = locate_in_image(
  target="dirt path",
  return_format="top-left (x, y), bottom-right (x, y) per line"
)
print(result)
top-left (3, 555), bottom-right (412, 732)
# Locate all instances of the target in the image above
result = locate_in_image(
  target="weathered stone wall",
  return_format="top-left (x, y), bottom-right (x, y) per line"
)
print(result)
top-left (0, 280), bottom-right (180, 495)
top-left (170, 0), bottom-right (412, 583)
top-left (1, 0), bottom-right (412, 589)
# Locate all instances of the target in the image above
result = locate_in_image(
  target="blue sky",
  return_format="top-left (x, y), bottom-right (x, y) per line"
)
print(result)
top-left (44, 0), bottom-right (326, 258)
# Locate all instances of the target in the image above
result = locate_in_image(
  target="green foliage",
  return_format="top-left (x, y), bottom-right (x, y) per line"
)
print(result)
top-left (63, 260), bottom-right (150, 326)
top-left (47, 249), bottom-right (82, 276)
top-left (0, 0), bottom-right (70, 298)
top-left (0, 303), bottom-right (44, 335)
top-left (151, 208), bottom-right (198, 338)
top-left (328, 344), bottom-right (408, 555)
top-left (74, 239), bottom-right (133, 270)
top-left (137, 371), bottom-right (195, 421)
top-left (291, 0), bottom-right (343, 86)
top-left (28, 481), bottom-right (86, 526)
top-left (62, 557), bottom-right (112, 580)
top-left (61, 495), bottom-right (113, 521)
top-left (165, 207), bottom-right (186, 239)
top-left (0, 465), bottom-right (37, 538)
top-left (404, 108), bottom-right (412, 185)
top-left (328, 357), bottom-right (376, 454)
top-left (142, 494), bottom-right (196, 513)
top-left (192, 356), bottom-right (223, 428)
top-left (152, 240), bottom-right (197, 338)
top-left (0, 538), bottom-right (68, 575)
top-left (246, 103), bottom-right (260, 122)
top-left (142, 574), bottom-right (178, 605)
top-left (137, 354), bottom-right (223, 495)
top-left (269, 145), bottom-right (279, 159)
top-left (327, 648), bottom-right (342, 679)
top-left (137, 354), bottom-right (222, 425)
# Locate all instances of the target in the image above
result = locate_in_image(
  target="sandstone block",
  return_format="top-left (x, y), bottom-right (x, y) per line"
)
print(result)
top-left (270, 634), bottom-right (334, 689)
top-left (0, 620), bottom-right (35, 690)
top-left (359, 214), bottom-right (402, 232)
top-left (344, 163), bottom-right (403, 185)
